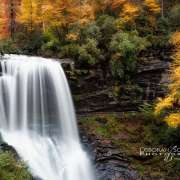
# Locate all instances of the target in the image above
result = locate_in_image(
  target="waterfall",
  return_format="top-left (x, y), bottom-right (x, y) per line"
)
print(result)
top-left (0, 54), bottom-right (95, 180)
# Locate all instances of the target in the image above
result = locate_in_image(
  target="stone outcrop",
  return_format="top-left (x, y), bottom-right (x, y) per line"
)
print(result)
top-left (135, 58), bottom-right (170, 101)
top-left (80, 127), bottom-right (140, 180)
top-left (66, 50), bottom-right (172, 113)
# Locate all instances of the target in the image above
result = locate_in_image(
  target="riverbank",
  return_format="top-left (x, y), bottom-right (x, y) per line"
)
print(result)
top-left (79, 112), bottom-right (180, 179)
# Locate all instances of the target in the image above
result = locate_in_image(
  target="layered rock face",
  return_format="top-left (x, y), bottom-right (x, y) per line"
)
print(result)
top-left (67, 49), bottom-right (172, 113)
top-left (80, 127), bottom-right (140, 180)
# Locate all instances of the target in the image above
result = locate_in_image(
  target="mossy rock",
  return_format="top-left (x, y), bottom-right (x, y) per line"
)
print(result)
top-left (0, 152), bottom-right (32, 180)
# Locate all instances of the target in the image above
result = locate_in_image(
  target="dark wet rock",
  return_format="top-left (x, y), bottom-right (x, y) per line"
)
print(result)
top-left (0, 52), bottom-right (4, 60)
top-left (33, 177), bottom-right (43, 180)
top-left (94, 145), bottom-right (138, 180)
top-left (0, 135), bottom-right (19, 163)
top-left (80, 128), bottom-right (140, 180)
top-left (60, 58), bottom-right (75, 71)
top-left (135, 58), bottom-right (171, 101)
top-left (136, 59), bottom-right (170, 74)
top-left (0, 143), bottom-right (17, 154)
top-left (0, 140), bottom-right (20, 161)
top-left (0, 133), bottom-right (3, 144)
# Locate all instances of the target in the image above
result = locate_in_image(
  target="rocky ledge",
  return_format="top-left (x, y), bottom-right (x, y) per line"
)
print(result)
top-left (70, 58), bottom-right (171, 113)
top-left (80, 126), bottom-right (140, 180)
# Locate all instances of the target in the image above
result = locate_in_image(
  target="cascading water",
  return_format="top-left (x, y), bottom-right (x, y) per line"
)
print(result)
top-left (0, 54), bottom-right (95, 180)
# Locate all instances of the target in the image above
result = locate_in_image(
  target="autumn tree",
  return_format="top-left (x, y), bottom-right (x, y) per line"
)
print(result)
top-left (0, 0), bottom-right (21, 38)
top-left (155, 32), bottom-right (180, 127)
top-left (0, 3), bottom-right (7, 39)
top-left (143, 0), bottom-right (161, 25)
top-left (9, 0), bottom-right (21, 38)
top-left (17, 0), bottom-right (42, 31)
top-left (144, 0), bottom-right (161, 14)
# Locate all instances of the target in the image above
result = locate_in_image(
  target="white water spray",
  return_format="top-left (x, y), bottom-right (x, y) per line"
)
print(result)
top-left (0, 54), bottom-right (94, 180)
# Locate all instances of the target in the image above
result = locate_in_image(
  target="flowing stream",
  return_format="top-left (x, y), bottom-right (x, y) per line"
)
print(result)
top-left (0, 54), bottom-right (94, 180)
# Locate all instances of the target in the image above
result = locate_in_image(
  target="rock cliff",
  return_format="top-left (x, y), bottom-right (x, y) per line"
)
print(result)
top-left (67, 48), bottom-right (172, 113)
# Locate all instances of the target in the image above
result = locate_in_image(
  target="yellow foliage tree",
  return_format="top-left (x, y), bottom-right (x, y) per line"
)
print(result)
top-left (111, 0), bottom-right (126, 10)
top-left (41, 0), bottom-right (65, 29)
top-left (17, 0), bottom-right (95, 33)
top-left (111, 0), bottom-right (140, 21)
top-left (144, 0), bottom-right (161, 14)
top-left (92, 0), bottom-right (139, 23)
top-left (38, 0), bottom-right (94, 31)
top-left (78, 3), bottom-right (95, 25)
top-left (120, 2), bottom-right (140, 23)
top-left (91, 0), bottom-right (110, 13)
top-left (143, 0), bottom-right (161, 25)
top-left (155, 32), bottom-right (180, 127)
top-left (17, 0), bottom-right (44, 31)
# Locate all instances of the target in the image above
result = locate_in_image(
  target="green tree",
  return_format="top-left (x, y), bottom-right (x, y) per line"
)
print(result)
top-left (110, 31), bottom-right (149, 81)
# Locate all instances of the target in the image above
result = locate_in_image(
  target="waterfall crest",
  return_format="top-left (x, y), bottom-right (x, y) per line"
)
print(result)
top-left (0, 54), bottom-right (94, 180)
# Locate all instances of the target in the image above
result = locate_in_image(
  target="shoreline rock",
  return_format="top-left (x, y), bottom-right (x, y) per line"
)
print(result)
top-left (80, 124), bottom-right (141, 180)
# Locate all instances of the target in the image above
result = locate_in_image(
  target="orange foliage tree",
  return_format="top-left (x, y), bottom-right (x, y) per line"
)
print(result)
top-left (143, 0), bottom-right (161, 25)
top-left (0, 0), bottom-right (10, 39)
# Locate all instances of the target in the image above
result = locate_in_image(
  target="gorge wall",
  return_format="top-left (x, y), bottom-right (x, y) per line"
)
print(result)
top-left (64, 48), bottom-right (172, 113)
